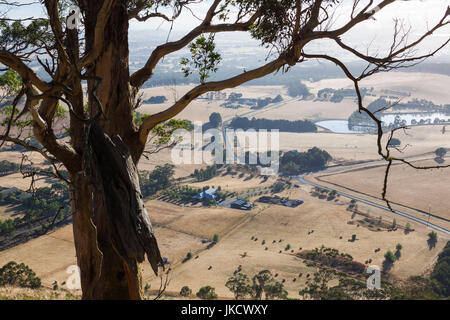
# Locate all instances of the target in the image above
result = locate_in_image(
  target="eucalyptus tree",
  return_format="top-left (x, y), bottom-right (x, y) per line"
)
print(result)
top-left (0, 0), bottom-right (448, 299)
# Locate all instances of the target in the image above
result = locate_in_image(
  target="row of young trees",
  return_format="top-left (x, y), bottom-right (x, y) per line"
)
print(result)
top-left (286, 82), bottom-right (310, 98)
top-left (229, 117), bottom-right (317, 133)
top-left (192, 164), bottom-right (219, 182)
top-left (0, 183), bottom-right (71, 237)
top-left (0, 160), bottom-right (20, 176)
top-left (139, 164), bottom-right (175, 198)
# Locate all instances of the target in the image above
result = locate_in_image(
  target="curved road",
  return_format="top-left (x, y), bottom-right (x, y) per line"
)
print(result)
top-left (296, 175), bottom-right (450, 236)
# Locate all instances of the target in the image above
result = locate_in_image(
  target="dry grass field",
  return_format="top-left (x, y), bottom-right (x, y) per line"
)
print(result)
top-left (186, 173), bottom-right (277, 193)
top-left (0, 151), bottom-right (47, 166)
top-left (0, 172), bottom-right (447, 298)
top-left (318, 158), bottom-right (450, 221)
top-left (0, 194), bottom-right (248, 289)
top-left (1, 72), bottom-right (449, 299)
top-left (0, 286), bottom-right (80, 300)
top-left (0, 173), bottom-right (54, 191)
top-left (137, 85), bottom-right (286, 124)
top-left (305, 72), bottom-right (450, 105)
top-left (255, 99), bottom-right (357, 122)
top-left (144, 184), bottom-right (448, 299)
top-left (0, 204), bottom-right (23, 221)
top-left (277, 124), bottom-right (449, 163)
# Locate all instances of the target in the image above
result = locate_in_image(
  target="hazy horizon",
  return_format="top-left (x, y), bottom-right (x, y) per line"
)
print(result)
top-left (2, 0), bottom-right (449, 62)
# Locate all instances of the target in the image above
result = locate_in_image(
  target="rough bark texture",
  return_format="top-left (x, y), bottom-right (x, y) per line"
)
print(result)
top-left (88, 122), bottom-right (163, 272)
top-left (68, 1), bottom-right (159, 300)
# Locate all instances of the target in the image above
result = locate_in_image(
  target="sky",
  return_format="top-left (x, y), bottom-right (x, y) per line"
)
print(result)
top-left (2, 0), bottom-right (450, 59)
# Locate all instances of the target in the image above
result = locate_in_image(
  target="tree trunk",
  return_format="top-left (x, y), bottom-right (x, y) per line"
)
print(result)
top-left (67, 1), bottom-right (161, 300)
top-left (70, 123), bottom-right (163, 300)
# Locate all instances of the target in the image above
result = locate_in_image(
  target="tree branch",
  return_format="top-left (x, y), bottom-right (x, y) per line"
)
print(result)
top-left (138, 56), bottom-right (286, 144)
top-left (78, 0), bottom-right (115, 68)
top-left (0, 50), bottom-right (50, 92)
top-left (130, 1), bottom-right (260, 88)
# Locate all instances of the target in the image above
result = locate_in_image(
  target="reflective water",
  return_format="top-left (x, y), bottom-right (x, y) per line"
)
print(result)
top-left (316, 112), bottom-right (450, 134)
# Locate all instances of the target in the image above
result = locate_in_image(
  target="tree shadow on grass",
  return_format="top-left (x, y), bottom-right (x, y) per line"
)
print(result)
top-left (427, 238), bottom-right (437, 250)
top-left (382, 260), bottom-right (394, 273)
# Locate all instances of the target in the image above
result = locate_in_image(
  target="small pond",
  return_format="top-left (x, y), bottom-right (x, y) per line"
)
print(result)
top-left (316, 112), bottom-right (450, 134)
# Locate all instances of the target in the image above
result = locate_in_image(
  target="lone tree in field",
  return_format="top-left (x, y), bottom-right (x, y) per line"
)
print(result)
top-left (0, 0), bottom-right (449, 299)
top-left (179, 285), bottom-right (192, 297)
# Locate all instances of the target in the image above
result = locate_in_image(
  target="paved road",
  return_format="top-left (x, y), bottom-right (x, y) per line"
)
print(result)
top-left (296, 175), bottom-right (450, 236)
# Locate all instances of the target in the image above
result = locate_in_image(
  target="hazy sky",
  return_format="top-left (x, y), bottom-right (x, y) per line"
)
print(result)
top-left (127, 0), bottom-right (450, 59)
top-left (2, 0), bottom-right (449, 58)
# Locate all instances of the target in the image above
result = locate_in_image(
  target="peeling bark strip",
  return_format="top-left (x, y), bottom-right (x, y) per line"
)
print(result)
top-left (87, 121), bottom-right (163, 275)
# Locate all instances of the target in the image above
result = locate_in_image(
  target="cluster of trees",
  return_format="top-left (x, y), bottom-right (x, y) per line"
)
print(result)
top-left (430, 241), bottom-right (450, 297)
top-left (286, 82), bottom-right (310, 98)
top-left (0, 160), bottom-right (20, 176)
top-left (0, 219), bottom-right (15, 237)
top-left (0, 261), bottom-right (41, 289)
top-left (209, 112), bottom-right (222, 128)
top-left (271, 181), bottom-right (287, 194)
top-left (225, 270), bottom-right (288, 300)
top-left (388, 138), bottom-right (401, 147)
top-left (196, 286), bottom-right (218, 300)
top-left (162, 185), bottom-right (228, 205)
top-left (317, 88), bottom-right (369, 103)
top-left (280, 147), bottom-right (332, 175)
top-left (222, 93), bottom-right (283, 109)
top-left (180, 286), bottom-right (193, 297)
top-left (387, 240), bottom-right (450, 299)
top-left (311, 187), bottom-right (339, 201)
top-left (184, 247), bottom-right (449, 300)
top-left (349, 97), bottom-right (450, 130)
top-left (227, 92), bottom-right (243, 101)
top-left (252, 95), bottom-right (283, 109)
top-left (383, 244), bottom-right (403, 271)
top-left (229, 117), bottom-right (317, 133)
top-left (299, 267), bottom-right (393, 300)
top-left (390, 98), bottom-right (442, 112)
top-left (298, 241), bottom-right (450, 300)
top-left (192, 164), bottom-right (219, 182)
top-left (348, 98), bottom-right (389, 129)
top-left (0, 160), bottom-right (44, 177)
top-left (139, 164), bottom-right (175, 198)
top-left (162, 186), bottom-right (203, 203)
top-left (142, 96), bottom-right (167, 104)
top-left (300, 246), bottom-right (365, 274)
